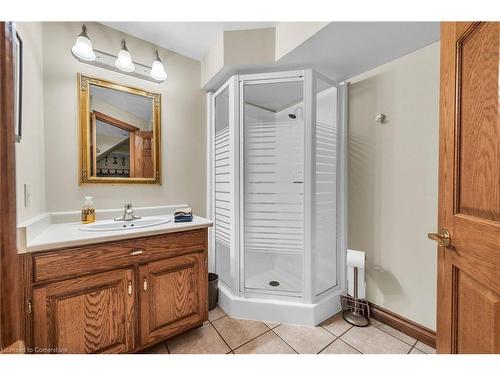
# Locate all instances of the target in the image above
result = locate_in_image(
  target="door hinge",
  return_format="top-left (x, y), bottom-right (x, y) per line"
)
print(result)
top-left (204, 258), bottom-right (208, 268)
top-left (205, 300), bottom-right (208, 309)
top-left (127, 281), bottom-right (133, 295)
top-left (143, 277), bottom-right (148, 292)
top-left (26, 298), bottom-right (32, 314)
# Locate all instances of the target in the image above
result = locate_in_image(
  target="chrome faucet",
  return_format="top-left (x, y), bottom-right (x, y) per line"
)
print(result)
top-left (114, 202), bottom-right (141, 221)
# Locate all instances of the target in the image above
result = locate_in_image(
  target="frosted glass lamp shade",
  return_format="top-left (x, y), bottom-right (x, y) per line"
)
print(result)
top-left (115, 48), bottom-right (135, 73)
top-left (150, 60), bottom-right (167, 81)
top-left (72, 35), bottom-right (96, 61)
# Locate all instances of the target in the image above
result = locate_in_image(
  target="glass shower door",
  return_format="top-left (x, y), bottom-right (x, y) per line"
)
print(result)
top-left (242, 78), bottom-right (305, 295)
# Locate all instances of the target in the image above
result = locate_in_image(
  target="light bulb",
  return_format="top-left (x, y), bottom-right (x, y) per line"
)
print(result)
top-left (115, 40), bottom-right (135, 72)
top-left (71, 25), bottom-right (96, 61)
top-left (150, 51), bottom-right (167, 81)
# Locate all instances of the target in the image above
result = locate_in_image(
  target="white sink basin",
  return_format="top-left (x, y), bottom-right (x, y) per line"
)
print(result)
top-left (79, 216), bottom-right (171, 232)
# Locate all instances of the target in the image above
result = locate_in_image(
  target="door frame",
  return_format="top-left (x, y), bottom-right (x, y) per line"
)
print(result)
top-left (0, 21), bottom-right (22, 348)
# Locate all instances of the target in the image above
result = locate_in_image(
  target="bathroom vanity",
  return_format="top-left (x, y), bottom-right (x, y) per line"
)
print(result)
top-left (18, 211), bottom-right (212, 353)
top-left (12, 68), bottom-right (213, 353)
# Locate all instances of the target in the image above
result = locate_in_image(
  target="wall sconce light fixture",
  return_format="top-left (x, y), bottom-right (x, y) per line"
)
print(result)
top-left (71, 25), bottom-right (96, 62)
top-left (150, 50), bottom-right (167, 81)
top-left (115, 39), bottom-right (135, 73)
top-left (71, 24), bottom-right (167, 83)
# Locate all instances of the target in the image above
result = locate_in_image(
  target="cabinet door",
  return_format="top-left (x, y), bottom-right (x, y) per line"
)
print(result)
top-left (32, 268), bottom-right (135, 353)
top-left (139, 253), bottom-right (207, 345)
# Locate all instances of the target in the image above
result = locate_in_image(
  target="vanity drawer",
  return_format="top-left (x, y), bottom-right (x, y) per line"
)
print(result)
top-left (32, 229), bottom-right (207, 284)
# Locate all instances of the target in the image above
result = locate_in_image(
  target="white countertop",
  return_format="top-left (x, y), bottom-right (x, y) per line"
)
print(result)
top-left (17, 205), bottom-right (212, 253)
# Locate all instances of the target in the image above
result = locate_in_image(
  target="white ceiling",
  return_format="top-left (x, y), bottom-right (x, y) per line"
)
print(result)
top-left (100, 22), bottom-right (440, 90)
top-left (101, 22), bottom-right (277, 61)
top-left (244, 79), bottom-right (334, 112)
top-left (277, 22), bottom-right (440, 81)
top-left (90, 85), bottom-right (153, 122)
top-left (96, 120), bottom-right (129, 138)
top-left (245, 80), bottom-right (303, 112)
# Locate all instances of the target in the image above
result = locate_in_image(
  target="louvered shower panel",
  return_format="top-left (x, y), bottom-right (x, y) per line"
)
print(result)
top-left (314, 119), bottom-right (338, 295)
top-left (214, 124), bottom-right (232, 287)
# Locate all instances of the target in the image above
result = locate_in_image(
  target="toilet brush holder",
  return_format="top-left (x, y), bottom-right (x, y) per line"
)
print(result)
top-left (341, 267), bottom-right (370, 327)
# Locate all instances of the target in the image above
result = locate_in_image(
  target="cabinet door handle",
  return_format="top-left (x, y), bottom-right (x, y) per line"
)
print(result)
top-left (26, 298), bottom-right (33, 314)
top-left (143, 277), bottom-right (148, 292)
top-left (129, 249), bottom-right (144, 256)
top-left (127, 281), bottom-right (133, 295)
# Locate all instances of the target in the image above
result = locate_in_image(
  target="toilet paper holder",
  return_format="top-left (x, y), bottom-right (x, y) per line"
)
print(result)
top-left (341, 266), bottom-right (370, 327)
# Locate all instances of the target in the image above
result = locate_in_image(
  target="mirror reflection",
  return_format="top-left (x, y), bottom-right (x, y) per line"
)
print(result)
top-left (79, 75), bottom-right (161, 184)
top-left (90, 85), bottom-right (154, 179)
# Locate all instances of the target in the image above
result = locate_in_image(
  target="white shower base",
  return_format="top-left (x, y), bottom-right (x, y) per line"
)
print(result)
top-left (244, 251), bottom-right (303, 293)
top-left (218, 283), bottom-right (343, 326)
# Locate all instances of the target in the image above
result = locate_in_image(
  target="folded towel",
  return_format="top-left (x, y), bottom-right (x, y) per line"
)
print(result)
top-left (174, 214), bottom-right (193, 223)
top-left (174, 207), bottom-right (193, 223)
top-left (174, 207), bottom-right (192, 216)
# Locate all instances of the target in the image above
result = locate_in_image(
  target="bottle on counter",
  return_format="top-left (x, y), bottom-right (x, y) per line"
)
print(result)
top-left (81, 196), bottom-right (96, 224)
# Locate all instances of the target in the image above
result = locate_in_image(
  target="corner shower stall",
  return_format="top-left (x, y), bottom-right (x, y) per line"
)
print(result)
top-left (207, 70), bottom-right (348, 325)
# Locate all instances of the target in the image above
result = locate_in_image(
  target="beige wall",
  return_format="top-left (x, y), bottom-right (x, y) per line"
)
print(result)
top-left (15, 22), bottom-right (47, 223)
top-left (200, 34), bottom-right (224, 89)
top-left (224, 28), bottom-right (275, 66)
top-left (201, 23), bottom-right (329, 87)
top-left (348, 42), bottom-right (440, 329)
top-left (201, 28), bottom-right (275, 88)
top-left (41, 22), bottom-right (206, 215)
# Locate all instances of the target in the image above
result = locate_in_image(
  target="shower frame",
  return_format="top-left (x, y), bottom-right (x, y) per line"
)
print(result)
top-left (207, 70), bottom-right (349, 325)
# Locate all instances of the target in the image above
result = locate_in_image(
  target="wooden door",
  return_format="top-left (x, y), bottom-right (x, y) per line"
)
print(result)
top-left (91, 112), bottom-right (97, 175)
top-left (436, 22), bottom-right (500, 353)
top-left (139, 253), bottom-right (207, 345)
top-left (132, 131), bottom-right (153, 178)
top-left (32, 268), bottom-right (135, 353)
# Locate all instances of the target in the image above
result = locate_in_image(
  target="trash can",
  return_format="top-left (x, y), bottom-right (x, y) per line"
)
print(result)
top-left (208, 273), bottom-right (218, 311)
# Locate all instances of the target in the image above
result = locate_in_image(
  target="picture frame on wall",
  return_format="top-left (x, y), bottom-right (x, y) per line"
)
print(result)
top-left (12, 23), bottom-right (22, 143)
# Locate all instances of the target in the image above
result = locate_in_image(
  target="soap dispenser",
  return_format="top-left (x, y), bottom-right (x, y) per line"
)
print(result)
top-left (82, 196), bottom-right (96, 224)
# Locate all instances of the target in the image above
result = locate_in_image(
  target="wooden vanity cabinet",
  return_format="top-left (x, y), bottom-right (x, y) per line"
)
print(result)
top-left (32, 268), bottom-right (135, 354)
top-left (24, 228), bottom-right (208, 354)
top-left (139, 253), bottom-right (207, 346)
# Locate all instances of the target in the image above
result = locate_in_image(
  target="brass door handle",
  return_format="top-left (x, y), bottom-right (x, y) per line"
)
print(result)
top-left (428, 228), bottom-right (451, 247)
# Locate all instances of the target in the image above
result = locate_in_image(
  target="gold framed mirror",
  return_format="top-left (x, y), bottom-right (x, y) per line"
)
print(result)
top-left (78, 74), bottom-right (161, 184)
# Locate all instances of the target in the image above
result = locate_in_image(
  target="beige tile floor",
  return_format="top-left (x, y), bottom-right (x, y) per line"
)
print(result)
top-left (139, 305), bottom-right (436, 354)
